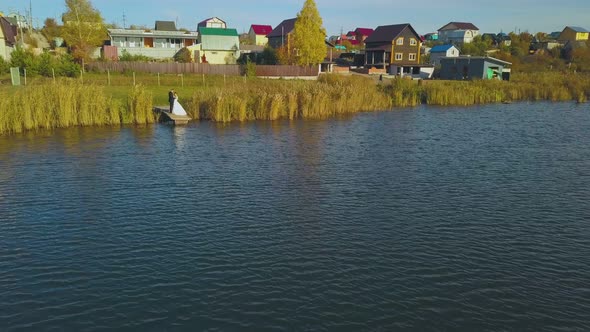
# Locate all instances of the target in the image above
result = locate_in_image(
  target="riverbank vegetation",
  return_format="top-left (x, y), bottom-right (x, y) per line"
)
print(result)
top-left (1, 71), bottom-right (589, 134)
top-left (0, 82), bottom-right (153, 135)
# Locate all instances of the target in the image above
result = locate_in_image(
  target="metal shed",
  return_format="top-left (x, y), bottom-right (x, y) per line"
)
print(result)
top-left (440, 56), bottom-right (511, 81)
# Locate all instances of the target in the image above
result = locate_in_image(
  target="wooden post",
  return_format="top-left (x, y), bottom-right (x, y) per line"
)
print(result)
top-left (107, 70), bottom-right (111, 86)
top-left (52, 68), bottom-right (55, 83)
top-left (181, 74), bottom-right (184, 87)
top-left (133, 72), bottom-right (136, 86)
top-left (224, 74), bottom-right (226, 85)
top-left (158, 72), bottom-right (160, 86)
top-left (202, 73), bottom-right (205, 85)
top-left (80, 70), bottom-right (83, 84)
top-left (24, 69), bottom-right (27, 85)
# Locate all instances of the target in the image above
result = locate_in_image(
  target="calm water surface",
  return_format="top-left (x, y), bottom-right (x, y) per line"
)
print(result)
top-left (1, 102), bottom-right (589, 331)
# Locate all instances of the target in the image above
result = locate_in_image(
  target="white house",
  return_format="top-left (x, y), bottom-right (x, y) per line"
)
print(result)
top-left (429, 44), bottom-right (459, 65)
top-left (190, 27), bottom-right (240, 64)
top-left (106, 21), bottom-right (199, 60)
top-left (438, 22), bottom-right (479, 44)
top-left (198, 17), bottom-right (227, 29)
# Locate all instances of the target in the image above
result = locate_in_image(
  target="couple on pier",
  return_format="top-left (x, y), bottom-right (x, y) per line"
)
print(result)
top-left (168, 89), bottom-right (187, 116)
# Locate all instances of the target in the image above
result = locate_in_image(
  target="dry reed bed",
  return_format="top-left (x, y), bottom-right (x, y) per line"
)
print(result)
top-left (1, 72), bottom-right (588, 134)
top-left (186, 72), bottom-right (590, 122)
top-left (0, 81), bottom-right (153, 135)
top-left (186, 75), bottom-right (392, 122)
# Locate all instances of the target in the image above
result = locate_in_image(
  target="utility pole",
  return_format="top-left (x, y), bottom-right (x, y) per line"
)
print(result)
top-left (29, 0), bottom-right (33, 29)
top-left (123, 11), bottom-right (127, 29)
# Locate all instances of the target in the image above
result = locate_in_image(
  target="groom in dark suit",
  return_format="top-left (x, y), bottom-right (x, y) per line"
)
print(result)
top-left (168, 89), bottom-right (175, 113)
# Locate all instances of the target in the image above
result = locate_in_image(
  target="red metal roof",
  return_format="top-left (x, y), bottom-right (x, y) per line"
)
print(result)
top-left (355, 28), bottom-right (374, 37)
top-left (250, 24), bottom-right (273, 36)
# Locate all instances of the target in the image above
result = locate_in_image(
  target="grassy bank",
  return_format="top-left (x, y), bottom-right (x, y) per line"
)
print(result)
top-left (0, 71), bottom-right (588, 134)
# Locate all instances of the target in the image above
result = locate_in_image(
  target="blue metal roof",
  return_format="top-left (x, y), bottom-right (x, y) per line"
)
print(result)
top-left (569, 26), bottom-right (589, 33)
top-left (430, 44), bottom-right (455, 53)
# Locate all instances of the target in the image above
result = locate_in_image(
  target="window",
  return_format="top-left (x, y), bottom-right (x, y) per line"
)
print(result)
top-left (409, 53), bottom-right (416, 61)
top-left (395, 53), bottom-right (403, 61)
top-left (396, 38), bottom-right (404, 45)
top-left (410, 38), bottom-right (417, 46)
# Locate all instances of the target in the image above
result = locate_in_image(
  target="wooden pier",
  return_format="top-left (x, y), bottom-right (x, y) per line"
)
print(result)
top-left (153, 106), bottom-right (192, 125)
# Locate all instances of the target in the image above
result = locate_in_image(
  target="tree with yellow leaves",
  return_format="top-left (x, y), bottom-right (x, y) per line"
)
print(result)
top-left (61, 0), bottom-right (106, 67)
top-left (291, 0), bottom-right (327, 66)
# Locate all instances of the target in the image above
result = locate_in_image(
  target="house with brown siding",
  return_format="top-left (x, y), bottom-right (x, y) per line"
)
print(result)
top-left (558, 26), bottom-right (589, 42)
top-left (267, 18), bottom-right (296, 49)
top-left (364, 23), bottom-right (425, 75)
top-left (0, 16), bottom-right (18, 60)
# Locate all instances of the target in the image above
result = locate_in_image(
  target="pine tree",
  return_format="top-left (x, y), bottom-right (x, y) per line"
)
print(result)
top-left (292, 0), bottom-right (327, 66)
top-left (61, 0), bottom-right (107, 67)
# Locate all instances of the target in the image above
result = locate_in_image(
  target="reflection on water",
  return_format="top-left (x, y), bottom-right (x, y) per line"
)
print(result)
top-left (1, 102), bottom-right (590, 331)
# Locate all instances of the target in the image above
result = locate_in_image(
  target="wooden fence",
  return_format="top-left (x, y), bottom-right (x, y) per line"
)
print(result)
top-left (87, 62), bottom-right (319, 77)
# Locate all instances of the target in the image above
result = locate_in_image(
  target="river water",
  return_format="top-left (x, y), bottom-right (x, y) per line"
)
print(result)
top-left (1, 102), bottom-right (589, 331)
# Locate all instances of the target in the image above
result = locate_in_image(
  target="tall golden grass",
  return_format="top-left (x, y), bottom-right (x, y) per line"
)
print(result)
top-left (185, 72), bottom-right (590, 123)
top-left (1, 72), bottom-right (588, 134)
top-left (0, 81), bottom-right (153, 135)
top-left (421, 72), bottom-right (590, 105)
top-left (186, 74), bottom-right (392, 122)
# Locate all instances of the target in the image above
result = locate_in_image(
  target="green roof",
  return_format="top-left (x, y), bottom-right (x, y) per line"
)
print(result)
top-left (198, 27), bottom-right (238, 37)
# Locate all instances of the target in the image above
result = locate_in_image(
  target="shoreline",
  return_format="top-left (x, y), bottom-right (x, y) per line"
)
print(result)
top-left (0, 72), bottom-right (588, 135)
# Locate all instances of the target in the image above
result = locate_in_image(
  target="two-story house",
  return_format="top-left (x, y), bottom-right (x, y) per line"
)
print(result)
top-left (193, 27), bottom-right (240, 64)
top-left (267, 18), bottom-right (296, 49)
top-left (438, 22), bottom-right (480, 44)
top-left (248, 24), bottom-right (273, 46)
top-left (364, 23), bottom-right (423, 75)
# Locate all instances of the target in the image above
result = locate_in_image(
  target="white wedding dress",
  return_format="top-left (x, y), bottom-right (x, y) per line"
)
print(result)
top-left (172, 99), bottom-right (187, 116)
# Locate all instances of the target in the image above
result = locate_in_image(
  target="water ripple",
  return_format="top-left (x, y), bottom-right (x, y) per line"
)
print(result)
top-left (1, 103), bottom-right (590, 331)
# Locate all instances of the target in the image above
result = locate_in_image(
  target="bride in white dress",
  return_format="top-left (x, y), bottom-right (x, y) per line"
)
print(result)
top-left (172, 93), bottom-right (187, 116)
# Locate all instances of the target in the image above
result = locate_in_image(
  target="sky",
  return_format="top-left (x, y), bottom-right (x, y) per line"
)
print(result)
top-left (5, 0), bottom-right (590, 37)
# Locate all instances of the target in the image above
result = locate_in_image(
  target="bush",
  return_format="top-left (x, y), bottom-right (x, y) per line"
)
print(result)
top-left (8, 48), bottom-right (81, 78)
top-left (10, 47), bottom-right (39, 76)
top-left (119, 49), bottom-right (154, 62)
top-left (243, 59), bottom-right (256, 77)
top-left (0, 56), bottom-right (9, 74)
top-left (173, 47), bottom-right (192, 63)
top-left (55, 53), bottom-right (81, 77)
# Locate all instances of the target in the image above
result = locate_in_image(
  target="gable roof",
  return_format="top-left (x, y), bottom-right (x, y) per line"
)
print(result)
top-left (198, 27), bottom-right (238, 37)
top-left (250, 24), bottom-right (273, 36)
top-left (267, 18), bottom-right (296, 38)
top-left (198, 17), bottom-right (227, 28)
top-left (438, 22), bottom-right (479, 31)
top-left (155, 21), bottom-right (177, 31)
top-left (355, 28), bottom-right (374, 36)
top-left (0, 17), bottom-right (17, 46)
top-left (430, 44), bottom-right (455, 53)
top-left (364, 23), bottom-right (419, 43)
top-left (566, 26), bottom-right (589, 33)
